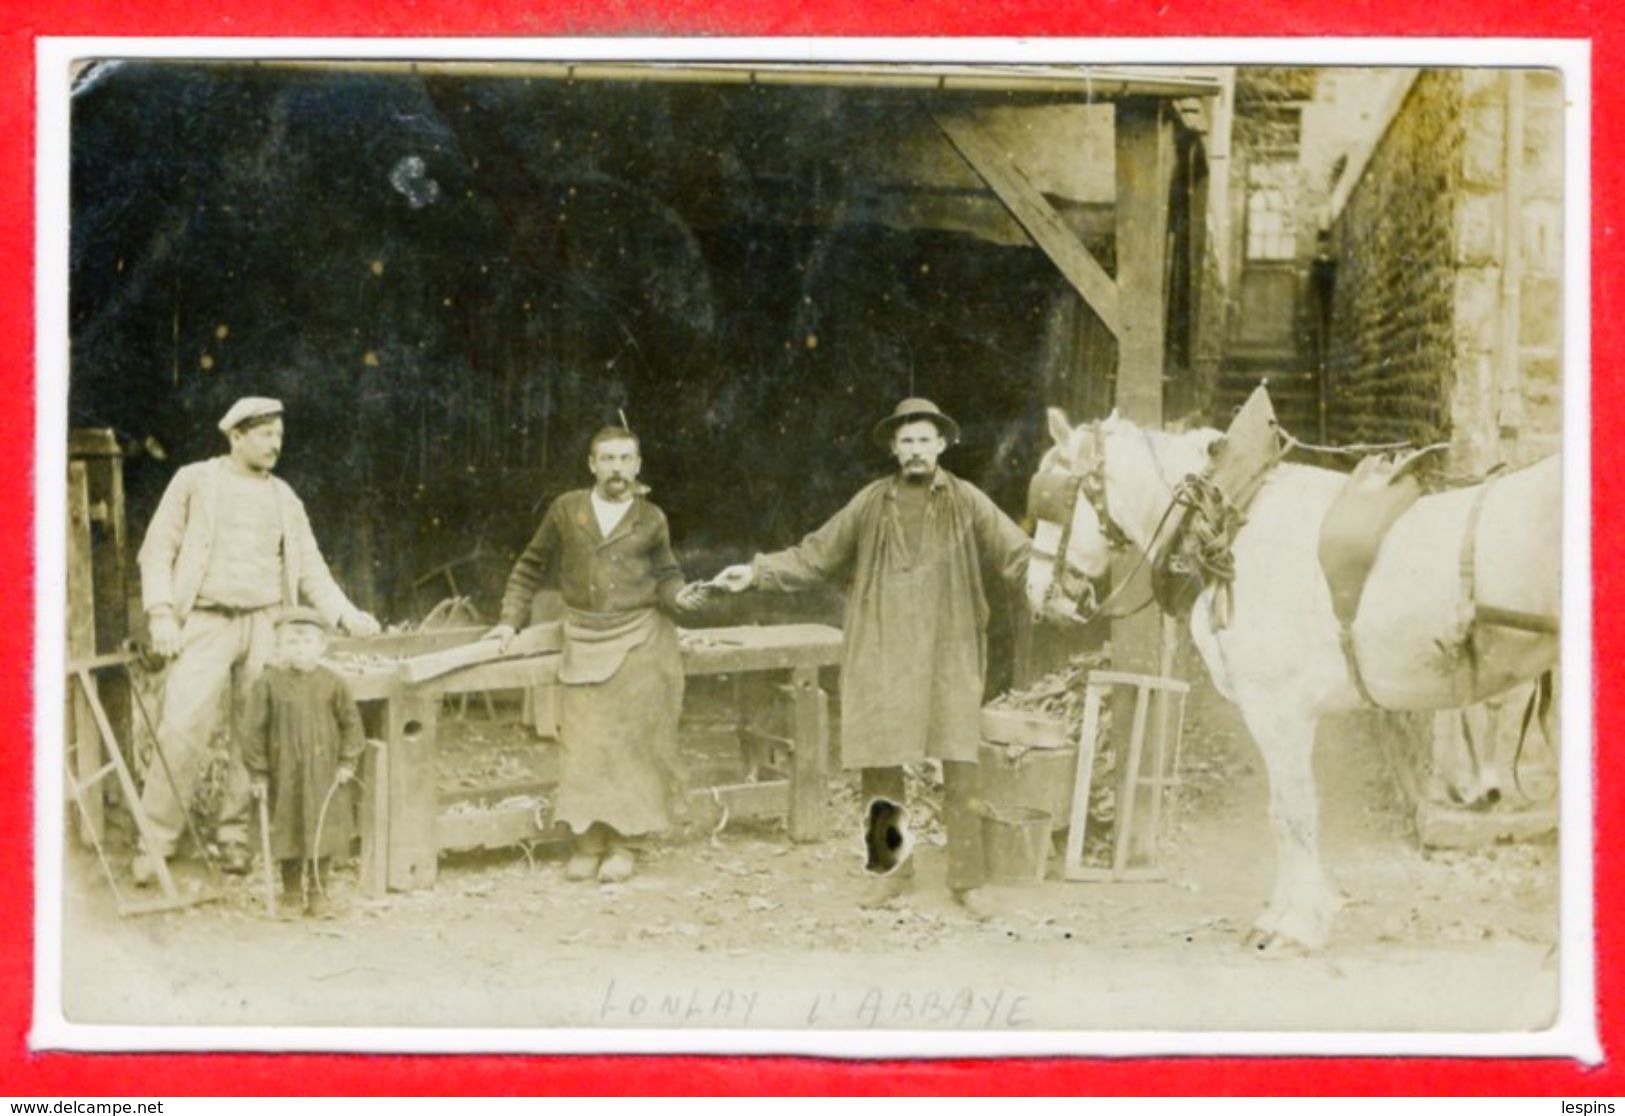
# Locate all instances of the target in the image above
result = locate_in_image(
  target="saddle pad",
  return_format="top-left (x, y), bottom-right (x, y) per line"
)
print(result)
top-left (1317, 456), bottom-right (1425, 628)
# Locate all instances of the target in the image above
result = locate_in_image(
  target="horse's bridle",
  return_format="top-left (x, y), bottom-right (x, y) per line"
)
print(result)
top-left (1030, 424), bottom-right (1133, 622)
top-left (1078, 431), bottom-right (1133, 552)
top-left (1033, 422), bottom-right (1192, 625)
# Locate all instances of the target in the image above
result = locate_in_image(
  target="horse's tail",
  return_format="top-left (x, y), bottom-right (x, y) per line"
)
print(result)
top-left (1512, 670), bottom-right (1557, 802)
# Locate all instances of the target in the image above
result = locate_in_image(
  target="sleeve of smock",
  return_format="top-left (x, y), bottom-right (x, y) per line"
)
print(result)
top-left (332, 675), bottom-right (366, 768)
top-left (751, 487), bottom-right (870, 592)
top-left (968, 483), bottom-right (1032, 589)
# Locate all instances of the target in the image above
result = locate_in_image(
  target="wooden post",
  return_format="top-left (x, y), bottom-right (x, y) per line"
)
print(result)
top-left (67, 462), bottom-right (102, 846)
top-left (1110, 99), bottom-right (1175, 662)
top-left (385, 686), bottom-right (440, 890)
top-left (1111, 98), bottom-right (1177, 815)
top-left (787, 666), bottom-right (828, 842)
top-left (1114, 99), bottom-right (1176, 429)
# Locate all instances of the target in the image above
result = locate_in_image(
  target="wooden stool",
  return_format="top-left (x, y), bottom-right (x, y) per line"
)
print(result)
top-left (1062, 670), bottom-right (1190, 882)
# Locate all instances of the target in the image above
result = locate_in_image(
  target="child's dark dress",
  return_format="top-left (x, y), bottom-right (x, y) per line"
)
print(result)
top-left (241, 664), bottom-right (365, 860)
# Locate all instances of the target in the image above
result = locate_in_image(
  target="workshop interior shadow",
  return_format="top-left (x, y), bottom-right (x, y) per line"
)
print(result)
top-left (68, 63), bottom-right (1094, 697)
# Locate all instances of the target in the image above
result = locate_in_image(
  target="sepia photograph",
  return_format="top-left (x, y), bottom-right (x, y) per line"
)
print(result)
top-left (36, 41), bottom-right (1590, 1053)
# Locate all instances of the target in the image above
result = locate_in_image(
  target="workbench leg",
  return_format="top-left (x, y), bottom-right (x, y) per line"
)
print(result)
top-left (359, 737), bottom-right (389, 898)
top-left (788, 667), bottom-right (828, 842)
top-left (386, 690), bottom-right (440, 891)
top-left (530, 683), bottom-right (559, 740)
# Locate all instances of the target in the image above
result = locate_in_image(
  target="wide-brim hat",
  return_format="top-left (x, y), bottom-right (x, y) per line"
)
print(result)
top-left (218, 396), bottom-right (284, 433)
top-left (871, 397), bottom-right (960, 448)
top-left (275, 605), bottom-right (332, 634)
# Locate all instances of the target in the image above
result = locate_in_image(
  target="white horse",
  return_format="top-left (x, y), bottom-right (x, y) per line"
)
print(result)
top-left (1030, 409), bottom-right (1561, 951)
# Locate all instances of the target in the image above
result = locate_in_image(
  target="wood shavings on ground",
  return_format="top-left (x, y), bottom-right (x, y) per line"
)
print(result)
top-left (985, 648), bottom-right (1113, 734)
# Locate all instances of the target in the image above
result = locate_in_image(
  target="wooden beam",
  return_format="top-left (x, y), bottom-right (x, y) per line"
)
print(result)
top-left (933, 110), bottom-right (1122, 339)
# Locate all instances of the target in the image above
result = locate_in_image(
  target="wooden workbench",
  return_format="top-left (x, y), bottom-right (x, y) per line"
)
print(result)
top-left (333, 623), bottom-right (842, 895)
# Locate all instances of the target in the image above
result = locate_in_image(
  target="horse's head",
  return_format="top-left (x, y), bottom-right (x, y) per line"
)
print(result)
top-left (1026, 407), bottom-right (1117, 622)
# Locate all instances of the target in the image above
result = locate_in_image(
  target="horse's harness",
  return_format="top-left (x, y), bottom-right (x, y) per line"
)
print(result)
top-left (1037, 415), bottom-right (1561, 804)
top-left (1038, 420), bottom-right (1559, 704)
top-left (1030, 425), bottom-right (1242, 626)
top-left (1029, 428), bottom-right (1130, 620)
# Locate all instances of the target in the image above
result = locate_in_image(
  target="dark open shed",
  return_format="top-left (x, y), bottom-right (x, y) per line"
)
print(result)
top-left (70, 59), bottom-right (1220, 684)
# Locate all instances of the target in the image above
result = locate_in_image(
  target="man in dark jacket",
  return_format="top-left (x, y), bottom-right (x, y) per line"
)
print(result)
top-left (489, 427), bottom-right (704, 884)
top-left (716, 399), bottom-right (1031, 919)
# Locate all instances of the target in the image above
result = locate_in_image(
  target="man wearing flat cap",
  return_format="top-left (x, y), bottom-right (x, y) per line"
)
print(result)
top-left (131, 396), bottom-right (380, 883)
top-left (716, 398), bottom-right (1030, 919)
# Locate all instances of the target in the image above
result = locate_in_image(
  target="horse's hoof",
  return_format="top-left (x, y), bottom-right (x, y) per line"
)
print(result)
top-left (1446, 785), bottom-right (1502, 812)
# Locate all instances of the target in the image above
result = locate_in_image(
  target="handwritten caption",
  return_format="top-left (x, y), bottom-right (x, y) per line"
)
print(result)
top-left (599, 980), bottom-right (1033, 1029)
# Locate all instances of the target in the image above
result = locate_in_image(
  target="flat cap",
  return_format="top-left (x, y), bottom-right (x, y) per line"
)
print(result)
top-left (218, 396), bottom-right (284, 433)
top-left (275, 605), bottom-right (331, 633)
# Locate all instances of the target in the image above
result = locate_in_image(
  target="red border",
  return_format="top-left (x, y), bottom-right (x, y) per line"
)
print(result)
top-left (4, 1), bottom-right (1617, 1096)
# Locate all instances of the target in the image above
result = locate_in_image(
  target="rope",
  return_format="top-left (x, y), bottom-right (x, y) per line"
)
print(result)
top-left (310, 772), bottom-right (365, 900)
top-left (1166, 474), bottom-right (1243, 588)
top-left (1276, 426), bottom-right (1448, 458)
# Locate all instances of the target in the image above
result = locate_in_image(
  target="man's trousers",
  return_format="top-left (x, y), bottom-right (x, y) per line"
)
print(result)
top-left (138, 608), bottom-right (276, 857)
top-left (861, 761), bottom-right (986, 890)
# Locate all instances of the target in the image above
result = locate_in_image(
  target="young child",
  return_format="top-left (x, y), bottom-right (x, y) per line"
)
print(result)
top-left (242, 606), bottom-right (365, 915)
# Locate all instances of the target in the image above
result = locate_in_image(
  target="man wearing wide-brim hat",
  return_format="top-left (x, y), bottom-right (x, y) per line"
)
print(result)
top-left (131, 396), bottom-right (380, 885)
top-left (716, 398), bottom-right (1031, 920)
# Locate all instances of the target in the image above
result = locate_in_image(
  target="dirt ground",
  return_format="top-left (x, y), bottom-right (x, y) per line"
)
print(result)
top-left (55, 671), bottom-right (1560, 1038)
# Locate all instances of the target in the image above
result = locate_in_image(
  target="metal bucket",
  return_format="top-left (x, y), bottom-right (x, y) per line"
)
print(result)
top-left (980, 805), bottom-right (1054, 885)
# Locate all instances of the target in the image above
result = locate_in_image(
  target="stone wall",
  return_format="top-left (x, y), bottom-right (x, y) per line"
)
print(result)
top-left (1323, 69), bottom-right (1463, 449)
top-left (1325, 68), bottom-right (1564, 467)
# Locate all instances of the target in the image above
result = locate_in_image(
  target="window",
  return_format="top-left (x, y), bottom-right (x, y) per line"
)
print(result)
top-left (1245, 160), bottom-right (1298, 261)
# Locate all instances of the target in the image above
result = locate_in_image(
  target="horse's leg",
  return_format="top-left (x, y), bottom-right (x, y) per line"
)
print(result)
top-left (1237, 694), bottom-right (1343, 953)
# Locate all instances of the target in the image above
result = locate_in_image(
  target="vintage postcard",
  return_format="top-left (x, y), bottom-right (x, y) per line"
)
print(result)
top-left (32, 37), bottom-right (1594, 1058)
